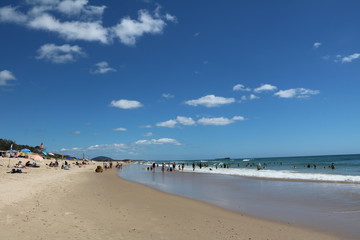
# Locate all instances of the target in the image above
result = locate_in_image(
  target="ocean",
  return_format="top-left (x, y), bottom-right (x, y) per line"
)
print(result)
top-left (156, 154), bottom-right (360, 183)
top-left (118, 154), bottom-right (360, 239)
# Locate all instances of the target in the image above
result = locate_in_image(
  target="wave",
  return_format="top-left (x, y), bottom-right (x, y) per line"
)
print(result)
top-left (183, 167), bottom-right (360, 183)
top-left (242, 159), bottom-right (253, 162)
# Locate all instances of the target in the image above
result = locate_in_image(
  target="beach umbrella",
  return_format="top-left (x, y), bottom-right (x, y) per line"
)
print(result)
top-left (20, 148), bottom-right (31, 153)
top-left (18, 152), bottom-right (29, 157)
top-left (42, 151), bottom-right (48, 156)
top-left (49, 153), bottom-right (55, 156)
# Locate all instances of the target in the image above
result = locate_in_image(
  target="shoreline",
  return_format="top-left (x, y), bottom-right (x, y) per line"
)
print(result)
top-left (120, 164), bottom-right (360, 239)
top-left (0, 160), bottom-right (353, 240)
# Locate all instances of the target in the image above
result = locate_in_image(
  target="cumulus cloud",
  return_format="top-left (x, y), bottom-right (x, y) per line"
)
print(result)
top-left (274, 88), bottom-right (320, 98)
top-left (0, 6), bottom-right (28, 23)
top-left (88, 143), bottom-right (127, 151)
top-left (156, 119), bottom-right (178, 128)
top-left (249, 94), bottom-right (259, 100)
top-left (144, 132), bottom-right (154, 137)
top-left (57, 0), bottom-right (106, 18)
top-left (110, 99), bottom-right (143, 109)
top-left (185, 95), bottom-right (235, 107)
top-left (164, 13), bottom-right (177, 22)
top-left (36, 43), bottom-right (85, 63)
top-left (340, 53), bottom-right (360, 63)
top-left (254, 84), bottom-right (277, 93)
top-left (28, 13), bottom-right (109, 43)
top-left (135, 138), bottom-right (181, 146)
top-left (0, 2), bottom-right (175, 45)
top-left (176, 116), bottom-right (196, 126)
top-left (162, 93), bottom-right (174, 99)
top-left (233, 84), bottom-right (251, 91)
top-left (156, 120), bottom-right (177, 128)
top-left (112, 128), bottom-right (127, 131)
top-left (313, 42), bottom-right (322, 49)
top-left (198, 116), bottom-right (245, 126)
top-left (60, 143), bottom-right (128, 152)
top-left (157, 116), bottom-right (196, 128)
top-left (92, 61), bottom-right (116, 74)
top-left (112, 9), bottom-right (169, 46)
top-left (0, 70), bottom-right (16, 86)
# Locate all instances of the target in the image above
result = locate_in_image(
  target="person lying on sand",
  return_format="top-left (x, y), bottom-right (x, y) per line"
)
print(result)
top-left (7, 169), bottom-right (27, 174)
top-left (25, 161), bottom-right (40, 168)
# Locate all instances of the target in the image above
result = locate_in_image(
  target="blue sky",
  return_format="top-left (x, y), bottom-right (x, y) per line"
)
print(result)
top-left (1, 0), bottom-right (359, 160)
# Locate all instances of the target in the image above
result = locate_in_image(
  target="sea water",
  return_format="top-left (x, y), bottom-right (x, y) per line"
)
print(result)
top-left (118, 154), bottom-right (360, 239)
top-left (159, 154), bottom-right (360, 183)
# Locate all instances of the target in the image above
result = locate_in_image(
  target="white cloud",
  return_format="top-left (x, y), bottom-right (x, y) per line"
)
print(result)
top-left (57, 0), bottom-right (106, 18)
top-left (140, 125), bottom-right (152, 128)
top-left (198, 116), bottom-right (245, 126)
top-left (274, 88), bottom-right (320, 98)
top-left (162, 93), bottom-right (174, 99)
top-left (0, 70), bottom-right (16, 86)
top-left (110, 99), bottom-right (143, 109)
top-left (88, 143), bottom-right (127, 151)
top-left (0, 2), bottom-right (175, 45)
top-left (144, 132), bottom-right (154, 137)
top-left (60, 143), bottom-right (128, 152)
top-left (165, 13), bottom-right (177, 22)
top-left (70, 130), bottom-right (81, 135)
top-left (28, 13), bottom-right (109, 43)
top-left (185, 95), bottom-right (235, 107)
top-left (113, 128), bottom-right (127, 131)
top-left (156, 116), bottom-right (196, 128)
top-left (156, 119), bottom-right (177, 128)
top-left (176, 116), bottom-right (196, 126)
top-left (254, 84), bottom-right (277, 93)
top-left (340, 53), bottom-right (360, 63)
top-left (313, 42), bottom-right (322, 49)
top-left (233, 84), bottom-right (251, 91)
top-left (249, 94), bottom-right (260, 100)
top-left (135, 138), bottom-right (181, 146)
top-left (0, 6), bottom-right (28, 23)
top-left (92, 61), bottom-right (116, 74)
top-left (36, 43), bottom-right (85, 63)
top-left (112, 9), bottom-right (168, 46)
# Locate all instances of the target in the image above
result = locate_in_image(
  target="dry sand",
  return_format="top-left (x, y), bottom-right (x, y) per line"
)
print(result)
top-left (0, 158), bottom-right (351, 240)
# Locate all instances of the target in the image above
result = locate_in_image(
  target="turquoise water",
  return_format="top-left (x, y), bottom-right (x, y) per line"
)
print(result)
top-left (151, 154), bottom-right (360, 183)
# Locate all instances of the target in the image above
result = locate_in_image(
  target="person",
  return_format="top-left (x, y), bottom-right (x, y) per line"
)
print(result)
top-left (192, 162), bottom-right (195, 171)
top-left (95, 166), bottom-right (103, 173)
top-left (330, 163), bottom-right (335, 169)
top-left (16, 161), bottom-right (23, 168)
top-left (257, 163), bottom-right (262, 170)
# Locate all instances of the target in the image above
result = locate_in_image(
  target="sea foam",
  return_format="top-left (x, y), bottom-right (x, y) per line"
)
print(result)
top-left (183, 167), bottom-right (360, 183)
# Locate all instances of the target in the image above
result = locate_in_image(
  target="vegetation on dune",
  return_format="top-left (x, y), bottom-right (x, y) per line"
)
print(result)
top-left (0, 138), bottom-right (74, 159)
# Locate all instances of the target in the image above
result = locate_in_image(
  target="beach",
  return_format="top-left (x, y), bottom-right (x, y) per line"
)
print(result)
top-left (0, 158), bottom-right (353, 240)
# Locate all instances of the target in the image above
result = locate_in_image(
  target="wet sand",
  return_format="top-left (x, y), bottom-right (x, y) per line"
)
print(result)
top-left (120, 164), bottom-right (360, 239)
